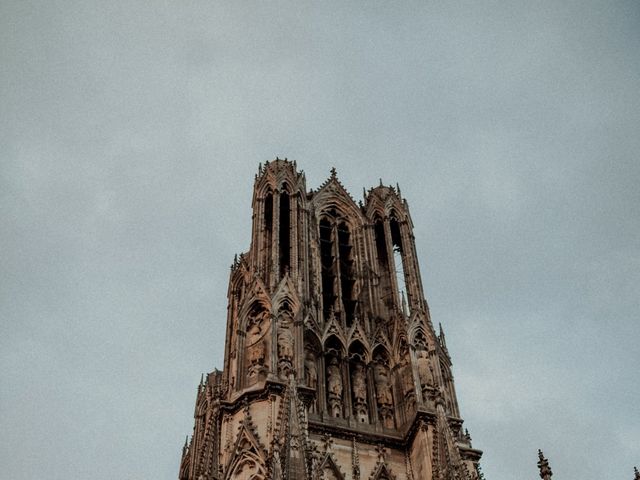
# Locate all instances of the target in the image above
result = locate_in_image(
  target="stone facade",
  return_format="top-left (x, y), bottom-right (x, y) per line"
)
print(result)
top-left (179, 159), bottom-right (482, 480)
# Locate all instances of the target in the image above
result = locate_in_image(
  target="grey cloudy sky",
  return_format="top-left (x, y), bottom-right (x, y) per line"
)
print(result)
top-left (1, 1), bottom-right (639, 479)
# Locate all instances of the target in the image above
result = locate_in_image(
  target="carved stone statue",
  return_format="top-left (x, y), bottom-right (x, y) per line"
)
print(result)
top-left (352, 362), bottom-right (367, 402)
top-left (351, 361), bottom-right (368, 423)
top-left (277, 316), bottom-right (294, 376)
top-left (246, 311), bottom-right (268, 380)
top-left (417, 350), bottom-right (434, 389)
top-left (326, 356), bottom-right (343, 418)
top-left (373, 361), bottom-right (394, 428)
top-left (402, 365), bottom-right (414, 393)
top-left (304, 352), bottom-right (318, 389)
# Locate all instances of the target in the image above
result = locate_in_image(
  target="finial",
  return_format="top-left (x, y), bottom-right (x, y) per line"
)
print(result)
top-left (352, 437), bottom-right (360, 479)
top-left (375, 444), bottom-right (387, 461)
top-left (379, 178), bottom-right (383, 187)
top-left (537, 450), bottom-right (553, 479)
top-left (322, 433), bottom-right (334, 451)
top-left (182, 435), bottom-right (189, 455)
top-left (635, 466), bottom-right (640, 480)
top-left (396, 183), bottom-right (401, 195)
top-left (330, 167), bottom-right (337, 178)
top-left (438, 323), bottom-right (446, 347)
top-left (200, 373), bottom-right (204, 386)
top-left (363, 187), bottom-right (367, 198)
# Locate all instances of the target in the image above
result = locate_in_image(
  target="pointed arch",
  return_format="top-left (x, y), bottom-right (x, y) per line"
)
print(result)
top-left (225, 417), bottom-right (268, 480)
top-left (226, 450), bottom-right (267, 480)
top-left (271, 274), bottom-right (301, 316)
top-left (347, 320), bottom-right (371, 358)
top-left (347, 339), bottom-right (369, 363)
top-left (322, 314), bottom-right (347, 349)
top-left (316, 452), bottom-right (345, 480)
top-left (324, 335), bottom-right (345, 357)
top-left (369, 463), bottom-right (396, 480)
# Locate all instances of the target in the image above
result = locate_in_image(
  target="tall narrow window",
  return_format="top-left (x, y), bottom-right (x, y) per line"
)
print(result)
top-left (374, 220), bottom-right (388, 266)
top-left (264, 193), bottom-right (273, 279)
top-left (320, 218), bottom-right (335, 319)
top-left (338, 222), bottom-right (356, 326)
top-left (279, 192), bottom-right (290, 277)
top-left (374, 219), bottom-right (393, 308)
top-left (390, 218), bottom-right (408, 314)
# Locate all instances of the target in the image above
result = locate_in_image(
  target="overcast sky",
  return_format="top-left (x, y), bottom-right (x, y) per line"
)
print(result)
top-left (1, 1), bottom-right (639, 479)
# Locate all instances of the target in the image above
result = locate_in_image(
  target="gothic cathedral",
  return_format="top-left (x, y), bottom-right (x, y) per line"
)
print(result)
top-left (179, 159), bottom-right (482, 480)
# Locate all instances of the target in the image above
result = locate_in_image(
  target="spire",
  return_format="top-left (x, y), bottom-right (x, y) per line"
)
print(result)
top-left (182, 435), bottom-right (189, 456)
top-left (438, 322), bottom-right (447, 347)
top-left (635, 466), bottom-right (640, 480)
top-left (537, 450), bottom-right (553, 480)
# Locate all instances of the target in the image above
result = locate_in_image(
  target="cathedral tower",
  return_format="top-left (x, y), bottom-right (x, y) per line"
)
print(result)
top-left (179, 159), bottom-right (482, 480)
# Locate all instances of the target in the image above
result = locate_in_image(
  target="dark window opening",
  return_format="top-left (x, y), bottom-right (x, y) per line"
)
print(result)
top-left (265, 194), bottom-right (273, 232)
top-left (320, 218), bottom-right (335, 319)
top-left (374, 220), bottom-right (388, 265)
top-left (390, 219), bottom-right (408, 314)
top-left (264, 193), bottom-right (273, 279)
top-left (279, 192), bottom-right (290, 277)
top-left (338, 222), bottom-right (356, 327)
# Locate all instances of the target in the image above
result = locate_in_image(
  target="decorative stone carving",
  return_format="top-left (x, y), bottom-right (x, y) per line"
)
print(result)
top-left (351, 362), bottom-right (368, 423)
top-left (417, 350), bottom-right (434, 389)
top-left (305, 351), bottom-right (318, 390)
top-left (326, 356), bottom-right (343, 418)
top-left (277, 313), bottom-right (294, 376)
top-left (246, 310), bottom-right (268, 381)
top-left (373, 361), bottom-right (394, 428)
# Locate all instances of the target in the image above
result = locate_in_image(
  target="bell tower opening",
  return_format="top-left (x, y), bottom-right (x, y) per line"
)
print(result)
top-left (337, 222), bottom-right (356, 327)
top-left (390, 217), bottom-right (408, 314)
top-left (279, 191), bottom-right (290, 278)
top-left (320, 217), bottom-right (335, 320)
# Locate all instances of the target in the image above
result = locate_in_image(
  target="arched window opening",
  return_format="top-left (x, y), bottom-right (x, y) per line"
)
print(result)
top-left (264, 193), bottom-right (273, 279)
top-left (374, 220), bottom-right (388, 266)
top-left (337, 222), bottom-right (356, 327)
top-left (279, 192), bottom-right (290, 278)
top-left (320, 218), bottom-right (335, 319)
top-left (265, 193), bottom-right (273, 231)
top-left (390, 218), bottom-right (409, 315)
top-left (374, 219), bottom-right (393, 309)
